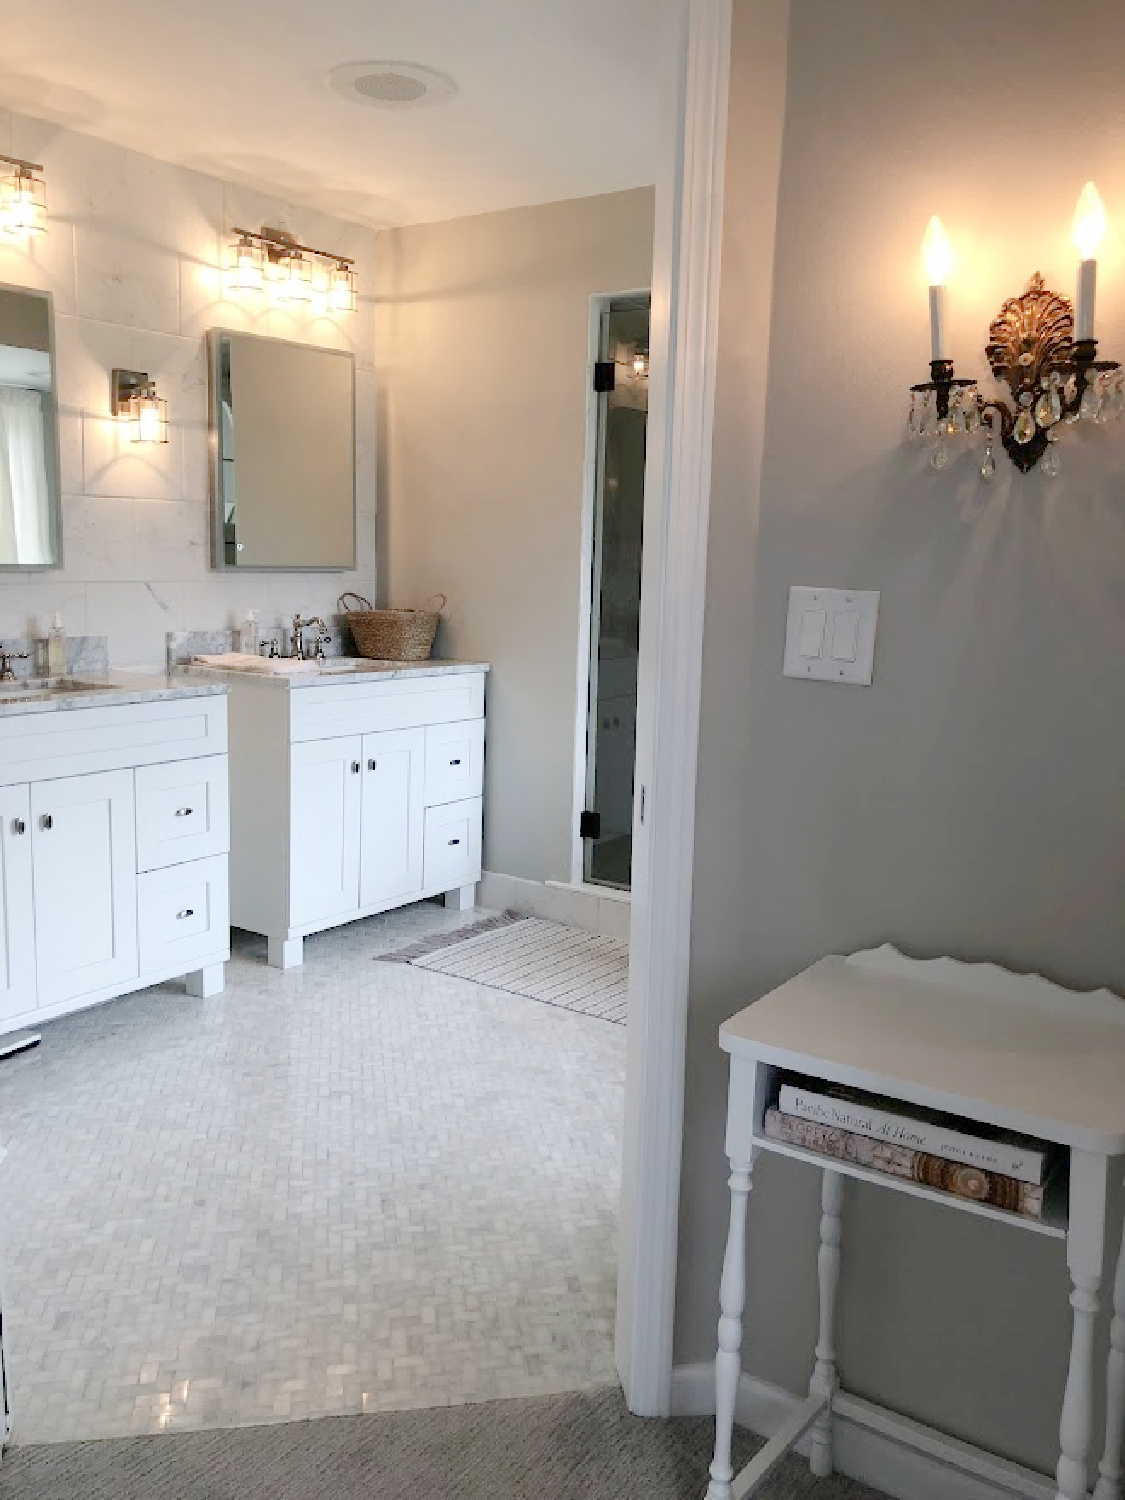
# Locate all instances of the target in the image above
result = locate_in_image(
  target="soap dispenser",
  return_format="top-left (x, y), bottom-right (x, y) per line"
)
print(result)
top-left (46, 612), bottom-right (66, 677)
top-left (239, 609), bottom-right (260, 656)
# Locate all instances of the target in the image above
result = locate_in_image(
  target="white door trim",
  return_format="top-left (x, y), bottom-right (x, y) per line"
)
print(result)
top-left (615, 0), bottom-right (733, 1415)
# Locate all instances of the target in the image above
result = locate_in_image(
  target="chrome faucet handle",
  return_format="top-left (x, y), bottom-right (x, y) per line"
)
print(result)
top-left (0, 650), bottom-right (28, 682)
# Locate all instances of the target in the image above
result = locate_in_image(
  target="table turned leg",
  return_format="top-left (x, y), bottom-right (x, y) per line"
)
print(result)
top-left (1057, 1152), bottom-right (1108, 1500)
top-left (706, 1153), bottom-right (756, 1500)
top-left (1094, 1211), bottom-right (1125, 1500)
top-left (809, 1169), bottom-right (844, 1477)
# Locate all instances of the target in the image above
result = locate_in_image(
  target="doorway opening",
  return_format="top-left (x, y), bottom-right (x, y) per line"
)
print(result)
top-left (580, 293), bottom-right (650, 892)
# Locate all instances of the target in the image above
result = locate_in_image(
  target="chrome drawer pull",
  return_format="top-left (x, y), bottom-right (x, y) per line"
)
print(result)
top-left (12, 818), bottom-right (24, 836)
top-left (448, 837), bottom-right (461, 846)
top-left (175, 807), bottom-right (193, 818)
top-left (351, 761), bottom-right (361, 774)
top-left (40, 814), bottom-right (52, 831)
top-left (176, 908), bottom-right (194, 920)
top-left (368, 759), bottom-right (377, 771)
top-left (449, 758), bottom-right (462, 766)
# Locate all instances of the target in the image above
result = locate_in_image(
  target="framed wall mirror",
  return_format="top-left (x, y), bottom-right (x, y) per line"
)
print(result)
top-left (207, 329), bottom-right (356, 570)
top-left (0, 284), bottom-right (61, 568)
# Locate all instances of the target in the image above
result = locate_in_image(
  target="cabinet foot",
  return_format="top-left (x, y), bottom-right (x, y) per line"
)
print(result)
top-left (268, 935), bottom-right (303, 969)
top-left (185, 963), bottom-right (225, 998)
top-left (444, 883), bottom-right (477, 912)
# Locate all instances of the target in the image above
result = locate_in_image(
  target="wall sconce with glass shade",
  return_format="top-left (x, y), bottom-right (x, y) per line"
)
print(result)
top-left (225, 226), bottom-right (357, 313)
top-left (111, 369), bottom-right (169, 445)
top-left (0, 155), bottom-right (48, 238)
top-left (906, 183), bottom-right (1123, 478)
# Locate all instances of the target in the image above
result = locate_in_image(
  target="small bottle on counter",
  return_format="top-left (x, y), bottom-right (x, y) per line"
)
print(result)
top-left (46, 612), bottom-right (67, 677)
top-left (238, 609), bottom-right (260, 656)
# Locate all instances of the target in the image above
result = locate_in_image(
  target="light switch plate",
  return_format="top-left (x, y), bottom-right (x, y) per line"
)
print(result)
top-left (783, 586), bottom-right (879, 685)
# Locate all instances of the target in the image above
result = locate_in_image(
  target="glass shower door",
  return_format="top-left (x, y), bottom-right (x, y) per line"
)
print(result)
top-left (583, 296), bottom-right (649, 890)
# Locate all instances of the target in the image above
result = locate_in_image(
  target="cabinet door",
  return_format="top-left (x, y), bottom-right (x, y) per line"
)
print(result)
top-left (0, 784), bottom-right (36, 1026)
top-left (32, 769), bottom-right (139, 1008)
top-left (289, 736), bottom-right (362, 929)
top-left (359, 728), bottom-right (425, 909)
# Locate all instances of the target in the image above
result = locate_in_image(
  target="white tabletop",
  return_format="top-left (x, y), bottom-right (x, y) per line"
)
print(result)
top-left (720, 946), bottom-right (1125, 1154)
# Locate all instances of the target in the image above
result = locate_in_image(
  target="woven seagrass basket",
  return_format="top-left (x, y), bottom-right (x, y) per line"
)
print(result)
top-left (339, 592), bottom-right (446, 662)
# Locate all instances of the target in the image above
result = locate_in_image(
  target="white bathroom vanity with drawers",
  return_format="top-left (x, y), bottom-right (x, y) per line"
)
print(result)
top-left (0, 676), bottom-right (231, 1036)
top-left (211, 660), bottom-right (488, 968)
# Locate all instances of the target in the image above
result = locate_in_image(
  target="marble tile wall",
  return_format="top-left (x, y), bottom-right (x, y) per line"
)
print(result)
top-left (0, 110), bottom-right (379, 669)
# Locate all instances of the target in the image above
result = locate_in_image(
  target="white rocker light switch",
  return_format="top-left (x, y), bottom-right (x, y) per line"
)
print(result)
top-left (783, 587), bottom-right (879, 685)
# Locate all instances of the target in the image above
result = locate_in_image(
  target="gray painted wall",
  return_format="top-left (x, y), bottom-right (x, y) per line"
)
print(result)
top-left (678, 0), bottom-right (1125, 1473)
top-left (376, 189), bottom-right (655, 884)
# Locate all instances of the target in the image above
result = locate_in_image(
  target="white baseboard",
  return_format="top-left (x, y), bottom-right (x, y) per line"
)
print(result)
top-left (669, 1364), bottom-right (1054, 1500)
top-left (479, 871), bottom-right (631, 941)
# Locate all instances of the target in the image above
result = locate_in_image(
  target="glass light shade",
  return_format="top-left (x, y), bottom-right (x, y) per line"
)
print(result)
top-left (923, 215), bottom-right (952, 286)
top-left (277, 249), bottom-right (314, 303)
top-left (632, 350), bottom-right (650, 378)
top-left (130, 390), bottom-right (168, 445)
top-left (226, 236), bottom-right (264, 293)
top-left (0, 168), bottom-right (48, 237)
top-left (328, 261), bottom-right (357, 313)
top-left (1072, 181), bottom-right (1107, 260)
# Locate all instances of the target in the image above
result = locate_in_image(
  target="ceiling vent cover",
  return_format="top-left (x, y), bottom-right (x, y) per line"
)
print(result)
top-left (327, 62), bottom-right (457, 111)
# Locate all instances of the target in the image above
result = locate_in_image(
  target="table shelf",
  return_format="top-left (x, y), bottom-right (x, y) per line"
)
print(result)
top-left (749, 1128), bottom-right (1069, 1239)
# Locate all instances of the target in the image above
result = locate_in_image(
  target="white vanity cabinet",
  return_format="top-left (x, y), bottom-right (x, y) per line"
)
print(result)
top-left (0, 688), bottom-right (231, 1036)
top-left (225, 665), bottom-right (487, 968)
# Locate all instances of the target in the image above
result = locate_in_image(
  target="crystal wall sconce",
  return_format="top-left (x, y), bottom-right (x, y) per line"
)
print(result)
top-left (0, 155), bottom-right (48, 238)
top-left (225, 227), bottom-right (357, 313)
top-left (906, 183), bottom-right (1122, 479)
top-left (111, 369), bottom-right (169, 445)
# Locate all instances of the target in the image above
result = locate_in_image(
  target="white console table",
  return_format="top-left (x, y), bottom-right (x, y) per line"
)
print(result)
top-left (706, 946), bottom-right (1125, 1500)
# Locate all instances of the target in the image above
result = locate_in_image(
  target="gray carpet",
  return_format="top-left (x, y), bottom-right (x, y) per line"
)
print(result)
top-left (0, 1387), bottom-right (885, 1499)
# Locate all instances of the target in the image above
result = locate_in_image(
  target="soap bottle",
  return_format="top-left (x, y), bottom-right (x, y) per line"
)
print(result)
top-left (238, 609), bottom-right (260, 656)
top-left (46, 612), bottom-right (66, 677)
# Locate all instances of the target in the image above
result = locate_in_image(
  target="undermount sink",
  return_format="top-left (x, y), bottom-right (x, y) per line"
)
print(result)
top-left (0, 677), bottom-right (118, 701)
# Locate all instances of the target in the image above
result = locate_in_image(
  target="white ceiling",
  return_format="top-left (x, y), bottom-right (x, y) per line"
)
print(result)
top-left (1, 0), bottom-right (665, 227)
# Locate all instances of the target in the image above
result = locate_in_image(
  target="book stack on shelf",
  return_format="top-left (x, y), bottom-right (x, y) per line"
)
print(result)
top-left (763, 1076), bottom-right (1060, 1219)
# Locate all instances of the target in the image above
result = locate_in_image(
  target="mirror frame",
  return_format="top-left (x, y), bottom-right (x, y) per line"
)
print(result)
top-left (0, 281), bottom-right (63, 571)
top-left (206, 327), bottom-right (357, 572)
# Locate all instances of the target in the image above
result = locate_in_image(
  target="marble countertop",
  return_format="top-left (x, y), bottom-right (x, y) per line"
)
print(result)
top-left (0, 671), bottom-right (229, 718)
top-left (185, 657), bottom-right (490, 688)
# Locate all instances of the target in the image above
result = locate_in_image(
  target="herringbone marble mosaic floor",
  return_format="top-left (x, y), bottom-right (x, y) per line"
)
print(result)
top-left (0, 902), bottom-right (626, 1442)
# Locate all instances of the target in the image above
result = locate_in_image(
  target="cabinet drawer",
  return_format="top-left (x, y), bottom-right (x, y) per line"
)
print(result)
top-left (423, 797), bottom-right (483, 893)
top-left (135, 755), bottom-right (229, 872)
top-left (424, 719), bottom-right (484, 807)
top-left (139, 855), bottom-right (229, 977)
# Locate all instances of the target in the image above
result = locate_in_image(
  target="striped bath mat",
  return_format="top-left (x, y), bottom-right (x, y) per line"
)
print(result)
top-left (385, 915), bottom-right (628, 1025)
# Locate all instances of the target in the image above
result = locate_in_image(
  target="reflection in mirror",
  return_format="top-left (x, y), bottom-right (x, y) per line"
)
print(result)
top-left (208, 329), bottom-right (356, 570)
top-left (0, 285), bottom-right (60, 567)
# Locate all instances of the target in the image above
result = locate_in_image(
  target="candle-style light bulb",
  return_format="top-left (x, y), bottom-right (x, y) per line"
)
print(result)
top-left (1072, 182), bottom-right (1106, 342)
top-left (923, 216), bottom-right (952, 362)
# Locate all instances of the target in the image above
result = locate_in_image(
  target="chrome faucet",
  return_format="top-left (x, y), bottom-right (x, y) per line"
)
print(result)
top-left (0, 650), bottom-right (28, 682)
top-left (290, 615), bottom-right (329, 661)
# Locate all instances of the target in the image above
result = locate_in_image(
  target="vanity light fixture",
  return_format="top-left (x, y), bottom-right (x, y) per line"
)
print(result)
top-left (226, 227), bottom-right (357, 313)
top-left (632, 348), bottom-right (650, 379)
top-left (111, 369), bottom-right (169, 446)
top-left (226, 233), bottom-right (264, 293)
top-left (0, 155), bottom-right (48, 238)
top-left (906, 183), bottom-right (1123, 477)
